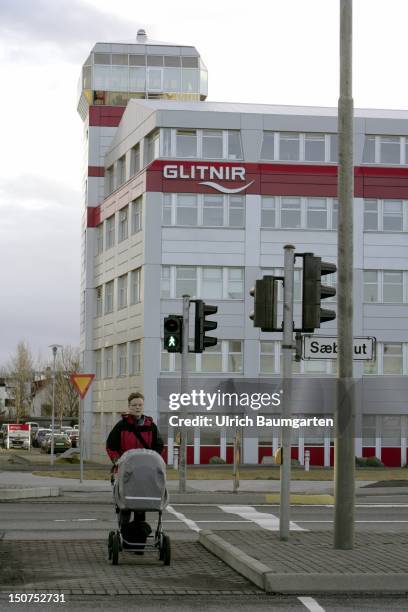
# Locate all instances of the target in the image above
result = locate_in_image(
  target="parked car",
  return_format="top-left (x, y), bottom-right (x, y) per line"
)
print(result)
top-left (3, 432), bottom-right (30, 450)
top-left (68, 430), bottom-right (78, 448)
top-left (33, 428), bottom-right (51, 448)
top-left (41, 433), bottom-right (72, 454)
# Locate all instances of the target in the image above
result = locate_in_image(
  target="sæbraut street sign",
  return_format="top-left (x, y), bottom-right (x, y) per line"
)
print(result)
top-left (303, 336), bottom-right (376, 360)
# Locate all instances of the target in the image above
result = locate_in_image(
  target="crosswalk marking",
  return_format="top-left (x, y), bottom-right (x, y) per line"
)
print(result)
top-left (298, 596), bottom-right (326, 612)
top-left (218, 505), bottom-right (305, 531)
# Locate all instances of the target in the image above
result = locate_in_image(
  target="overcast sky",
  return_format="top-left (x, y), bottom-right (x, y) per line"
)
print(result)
top-left (1, 0), bottom-right (408, 367)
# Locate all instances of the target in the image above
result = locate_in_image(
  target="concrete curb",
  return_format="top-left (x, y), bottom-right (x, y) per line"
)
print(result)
top-left (199, 530), bottom-right (408, 594)
top-left (0, 487), bottom-right (60, 500)
top-left (199, 530), bottom-right (271, 590)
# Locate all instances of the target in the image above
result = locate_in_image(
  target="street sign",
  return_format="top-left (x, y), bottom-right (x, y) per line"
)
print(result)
top-left (70, 373), bottom-right (95, 398)
top-left (303, 336), bottom-right (376, 360)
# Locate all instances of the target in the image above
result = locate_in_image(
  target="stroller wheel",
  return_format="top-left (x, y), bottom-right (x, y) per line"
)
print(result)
top-left (111, 532), bottom-right (120, 565)
top-left (162, 534), bottom-right (171, 566)
top-left (108, 530), bottom-right (115, 560)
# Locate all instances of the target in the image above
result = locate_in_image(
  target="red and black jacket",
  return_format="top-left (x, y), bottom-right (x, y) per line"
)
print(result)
top-left (106, 415), bottom-right (164, 463)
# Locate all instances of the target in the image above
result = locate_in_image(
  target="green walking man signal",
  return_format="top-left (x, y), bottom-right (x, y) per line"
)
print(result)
top-left (164, 315), bottom-right (183, 353)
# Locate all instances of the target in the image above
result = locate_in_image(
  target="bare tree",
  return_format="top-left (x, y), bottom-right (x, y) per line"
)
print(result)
top-left (41, 346), bottom-right (80, 425)
top-left (7, 341), bottom-right (35, 422)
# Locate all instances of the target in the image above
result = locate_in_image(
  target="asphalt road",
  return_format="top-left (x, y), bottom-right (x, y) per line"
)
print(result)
top-left (1, 498), bottom-right (408, 611)
top-left (1, 498), bottom-right (408, 539)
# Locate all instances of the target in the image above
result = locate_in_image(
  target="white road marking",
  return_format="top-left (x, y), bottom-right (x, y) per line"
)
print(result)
top-left (298, 596), bottom-right (325, 612)
top-left (166, 505), bottom-right (201, 532)
top-left (298, 520), bottom-right (408, 523)
top-left (218, 505), bottom-right (305, 531)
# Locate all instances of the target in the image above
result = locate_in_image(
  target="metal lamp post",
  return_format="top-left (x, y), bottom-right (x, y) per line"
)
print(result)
top-left (49, 344), bottom-right (62, 466)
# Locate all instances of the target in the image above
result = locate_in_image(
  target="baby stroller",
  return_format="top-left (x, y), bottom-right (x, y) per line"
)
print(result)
top-left (108, 448), bottom-right (171, 566)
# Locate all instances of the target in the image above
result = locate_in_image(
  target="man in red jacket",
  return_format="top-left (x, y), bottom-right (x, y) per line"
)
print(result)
top-left (106, 392), bottom-right (164, 461)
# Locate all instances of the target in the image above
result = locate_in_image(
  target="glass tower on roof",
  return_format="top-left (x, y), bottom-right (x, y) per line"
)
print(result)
top-left (77, 29), bottom-right (208, 118)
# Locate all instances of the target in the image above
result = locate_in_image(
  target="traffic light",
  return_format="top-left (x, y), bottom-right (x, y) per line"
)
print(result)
top-left (249, 276), bottom-right (279, 332)
top-left (164, 315), bottom-right (183, 353)
top-left (301, 253), bottom-right (336, 332)
top-left (194, 300), bottom-right (218, 353)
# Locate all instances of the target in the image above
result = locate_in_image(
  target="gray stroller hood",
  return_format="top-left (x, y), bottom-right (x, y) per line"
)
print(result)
top-left (114, 449), bottom-right (169, 511)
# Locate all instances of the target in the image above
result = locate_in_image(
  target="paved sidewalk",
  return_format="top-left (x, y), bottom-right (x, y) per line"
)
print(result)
top-left (0, 539), bottom-right (259, 596)
top-left (200, 529), bottom-right (408, 594)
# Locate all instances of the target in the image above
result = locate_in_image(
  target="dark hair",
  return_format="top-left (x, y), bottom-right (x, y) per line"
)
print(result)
top-left (128, 392), bottom-right (144, 403)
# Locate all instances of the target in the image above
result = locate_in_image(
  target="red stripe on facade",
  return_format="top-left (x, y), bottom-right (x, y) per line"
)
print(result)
top-left (88, 166), bottom-right (104, 177)
top-left (89, 106), bottom-right (125, 127)
top-left (86, 161), bottom-right (408, 227)
top-left (87, 207), bottom-right (100, 228)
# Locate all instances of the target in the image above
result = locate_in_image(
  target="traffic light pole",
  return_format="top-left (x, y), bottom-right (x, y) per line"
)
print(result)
top-left (280, 244), bottom-right (295, 541)
top-left (334, 0), bottom-right (355, 549)
top-left (179, 294), bottom-right (190, 493)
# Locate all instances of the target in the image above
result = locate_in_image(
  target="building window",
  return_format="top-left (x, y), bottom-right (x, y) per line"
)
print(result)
top-left (383, 271), bottom-right (403, 303)
top-left (202, 130), bottom-right (223, 159)
top-left (227, 131), bottom-right (243, 159)
top-left (380, 136), bottom-right (400, 164)
top-left (117, 344), bottom-right (127, 377)
top-left (176, 129), bottom-right (197, 157)
top-left (104, 281), bottom-right (114, 313)
top-left (305, 133), bottom-right (325, 162)
top-left (163, 193), bottom-right (245, 228)
top-left (260, 132), bottom-right (275, 160)
top-left (329, 134), bottom-right (338, 162)
top-left (383, 343), bottom-right (403, 374)
top-left (362, 415), bottom-right (376, 445)
top-left (129, 340), bottom-right (141, 374)
top-left (279, 133), bottom-right (300, 161)
top-left (364, 200), bottom-right (379, 231)
top-left (261, 196), bottom-right (337, 230)
top-left (227, 340), bottom-right (242, 372)
top-left (363, 271), bottom-right (379, 303)
top-left (118, 274), bottom-right (128, 309)
top-left (130, 144), bottom-right (140, 176)
top-left (130, 268), bottom-right (141, 304)
top-left (306, 198), bottom-right (328, 229)
top-left (118, 206), bottom-right (128, 242)
top-left (161, 266), bottom-right (171, 298)
top-left (383, 200), bottom-right (403, 231)
top-left (95, 350), bottom-right (102, 379)
top-left (131, 197), bottom-right (142, 233)
top-left (364, 270), bottom-right (404, 303)
top-left (176, 194), bottom-right (198, 225)
top-left (382, 415), bottom-right (401, 447)
top-left (261, 197), bottom-right (276, 228)
top-left (203, 194), bottom-right (223, 226)
top-left (163, 266), bottom-right (244, 299)
top-left (201, 344), bottom-right (222, 373)
top-left (96, 224), bottom-right (103, 254)
top-left (202, 267), bottom-right (223, 299)
top-left (105, 216), bottom-right (115, 249)
top-left (105, 166), bottom-right (114, 196)
top-left (227, 268), bottom-right (244, 299)
top-left (260, 341), bottom-right (277, 374)
top-left (104, 347), bottom-right (113, 378)
top-left (116, 155), bottom-right (126, 188)
top-left (363, 135), bottom-right (408, 165)
top-left (145, 130), bottom-right (160, 165)
top-left (176, 267), bottom-right (197, 298)
top-left (363, 136), bottom-right (375, 163)
top-left (96, 286), bottom-right (103, 316)
top-left (332, 199), bottom-right (338, 229)
top-left (281, 197), bottom-right (301, 228)
top-left (228, 196), bottom-right (245, 227)
top-left (162, 194), bottom-right (172, 225)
